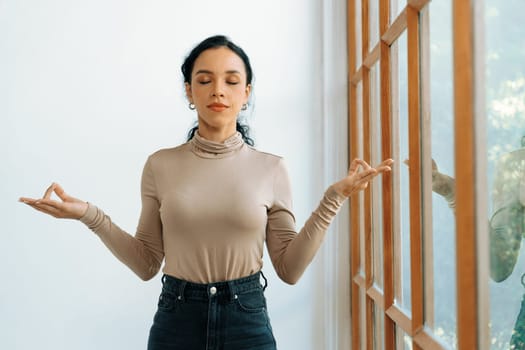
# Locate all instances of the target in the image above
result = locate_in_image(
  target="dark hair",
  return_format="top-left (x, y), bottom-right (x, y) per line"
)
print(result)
top-left (182, 35), bottom-right (255, 146)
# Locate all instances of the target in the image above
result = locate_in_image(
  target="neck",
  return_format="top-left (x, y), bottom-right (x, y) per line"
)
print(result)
top-left (197, 121), bottom-right (237, 143)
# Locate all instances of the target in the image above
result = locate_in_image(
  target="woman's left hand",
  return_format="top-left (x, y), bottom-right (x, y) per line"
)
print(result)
top-left (19, 183), bottom-right (88, 220)
top-left (333, 158), bottom-right (393, 197)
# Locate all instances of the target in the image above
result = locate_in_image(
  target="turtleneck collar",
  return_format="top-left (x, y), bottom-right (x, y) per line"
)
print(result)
top-left (190, 131), bottom-right (245, 159)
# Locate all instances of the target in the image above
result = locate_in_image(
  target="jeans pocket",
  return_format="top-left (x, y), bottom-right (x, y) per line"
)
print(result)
top-left (235, 289), bottom-right (267, 313)
top-left (157, 290), bottom-right (178, 312)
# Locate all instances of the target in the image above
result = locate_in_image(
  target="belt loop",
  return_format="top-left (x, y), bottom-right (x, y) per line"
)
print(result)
top-left (178, 280), bottom-right (187, 301)
top-left (260, 270), bottom-right (268, 291)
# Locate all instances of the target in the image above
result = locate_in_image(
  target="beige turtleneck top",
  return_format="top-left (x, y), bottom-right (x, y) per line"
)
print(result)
top-left (79, 132), bottom-right (346, 284)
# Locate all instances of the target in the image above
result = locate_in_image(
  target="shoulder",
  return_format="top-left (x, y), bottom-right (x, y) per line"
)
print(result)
top-left (243, 146), bottom-right (289, 179)
top-left (140, 143), bottom-right (191, 175)
top-left (246, 148), bottom-right (292, 195)
top-left (245, 145), bottom-right (284, 164)
top-left (147, 143), bottom-right (191, 163)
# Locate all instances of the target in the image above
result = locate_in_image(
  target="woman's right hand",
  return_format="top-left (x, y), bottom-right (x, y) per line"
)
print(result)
top-left (403, 158), bottom-right (456, 198)
top-left (429, 159), bottom-right (456, 198)
top-left (19, 183), bottom-right (88, 219)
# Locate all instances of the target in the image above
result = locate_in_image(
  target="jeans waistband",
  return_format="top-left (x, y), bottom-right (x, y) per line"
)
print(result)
top-left (161, 271), bottom-right (268, 302)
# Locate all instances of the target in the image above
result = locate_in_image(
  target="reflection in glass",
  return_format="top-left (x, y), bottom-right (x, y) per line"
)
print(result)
top-left (374, 302), bottom-right (385, 350)
top-left (396, 325), bottom-right (413, 350)
top-left (370, 63), bottom-right (384, 290)
top-left (360, 288), bottom-right (367, 350)
top-left (359, 188), bottom-right (365, 277)
top-left (357, 81), bottom-right (365, 276)
top-left (426, 1), bottom-right (458, 348)
top-left (485, 1), bottom-right (525, 349)
top-left (392, 30), bottom-right (411, 315)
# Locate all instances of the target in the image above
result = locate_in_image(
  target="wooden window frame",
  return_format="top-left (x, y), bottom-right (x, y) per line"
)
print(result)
top-left (347, 0), bottom-right (485, 349)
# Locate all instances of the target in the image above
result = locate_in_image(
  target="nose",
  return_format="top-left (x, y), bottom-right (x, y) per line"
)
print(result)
top-left (211, 81), bottom-right (225, 97)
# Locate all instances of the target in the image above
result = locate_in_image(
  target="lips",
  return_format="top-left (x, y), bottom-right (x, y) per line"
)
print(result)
top-left (207, 103), bottom-right (228, 112)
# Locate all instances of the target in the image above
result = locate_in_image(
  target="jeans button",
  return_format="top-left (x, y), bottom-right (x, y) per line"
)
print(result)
top-left (210, 286), bottom-right (217, 295)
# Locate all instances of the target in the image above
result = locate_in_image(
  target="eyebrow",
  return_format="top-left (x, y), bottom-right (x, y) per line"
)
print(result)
top-left (194, 69), bottom-right (242, 75)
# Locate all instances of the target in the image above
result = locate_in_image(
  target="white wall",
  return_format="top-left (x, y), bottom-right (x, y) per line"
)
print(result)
top-left (0, 1), bottom-right (349, 349)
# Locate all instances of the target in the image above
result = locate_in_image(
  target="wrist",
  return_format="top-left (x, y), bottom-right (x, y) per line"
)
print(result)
top-left (77, 202), bottom-right (90, 220)
top-left (332, 182), bottom-right (347, 197)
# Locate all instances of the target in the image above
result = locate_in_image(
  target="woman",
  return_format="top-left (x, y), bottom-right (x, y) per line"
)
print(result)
top-left (429, 142), bottom-right (525, 349)
top-left (19, 35), bottom-right (393, 349)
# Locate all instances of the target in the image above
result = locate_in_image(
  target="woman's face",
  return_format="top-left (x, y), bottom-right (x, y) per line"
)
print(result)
top-left (185, 47), bottom-right (251, 135)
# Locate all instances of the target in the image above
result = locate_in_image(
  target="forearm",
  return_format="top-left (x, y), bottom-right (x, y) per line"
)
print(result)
top-left (269, 186), bottom-right (346, 284)
top-left (80, 203), bottom-right (163, 281)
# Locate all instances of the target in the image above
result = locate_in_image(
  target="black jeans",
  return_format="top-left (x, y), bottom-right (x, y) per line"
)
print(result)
top-left (147, 271), bottom-right (277, 350)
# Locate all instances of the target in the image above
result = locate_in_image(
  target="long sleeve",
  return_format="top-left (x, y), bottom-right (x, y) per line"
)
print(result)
top-left (79, 157), bottom-right (164, 281)
top-left (489, 204), bottom-right (523, 282)
top-left (265, 159), bottom-right (346, 285)
top-left (489, 154), bottom-right (525, 282)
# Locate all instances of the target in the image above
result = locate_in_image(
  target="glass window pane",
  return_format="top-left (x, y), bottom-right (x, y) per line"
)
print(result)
top-left (369, 0), bottom-right (380, 49)
top-left (370, 62), bottom-right (384, 289)
top-left (390, 0), bottom-right (406, 24)
top-left (360, 187), bottom-right (365, 277)
top-left (360, 288), bottom-right (367, 350)
top-left (357, 81), bottom-right (365, 275)
top-left (485, 1), bottom-right (525, 349)
top-left (425, 1), bottom-right (458, 348)
top-left (356, 0), bottom-right (362, 68)
top-left (392, 30), bottom-right (411, 315)
top-left (374, 303), bottom-right (385, 349)
top-left (396, 325), bottom-right (413, 350)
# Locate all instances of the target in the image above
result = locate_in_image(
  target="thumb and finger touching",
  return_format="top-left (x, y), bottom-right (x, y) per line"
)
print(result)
top-left (339, 158), bottom-right (393, 197)
top-left (20, 182), bottom-right (86, 219)
top-left (53, 183), bottom-right (70, 202)
top-left (42, 183), bottom-right (69, 202)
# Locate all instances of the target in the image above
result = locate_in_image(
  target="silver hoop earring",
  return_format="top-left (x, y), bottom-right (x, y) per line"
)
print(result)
top-left (189, 103), bottom-right (196, 110)
top-left (241, 104), bottom-right (248, 111)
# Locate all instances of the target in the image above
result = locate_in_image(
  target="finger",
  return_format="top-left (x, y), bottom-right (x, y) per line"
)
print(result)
top-left (348, 158), bottom-right (362, 175)
top-left (348, 158), bottom-right (373, 176)
top-left (362, 172), bottom-right (380, 184)
top-left (19, 197), bottom-right (39, 204)
top-left (375, 165), bottom-right (392, 173)
top-left (363, 166), bottom-right (386, 181)
top-left (43, 183), bottom-right (57, 200)
top-left (25, 203), bottom-right (62, 218)
top-left (353, 168), bottom-right (379, 184)
top-left (355, 159), bottom-right (372, 170)
top-left (53, 183), bottom-right (69, 201)
top-left (378, 158), bottom-right (394, 167)
top-left (33, 202), bottom-right (60, 213)
top-left (374, 159), bottom-right (394, 172)
top-left (36, 198), bottom-right (65, 210)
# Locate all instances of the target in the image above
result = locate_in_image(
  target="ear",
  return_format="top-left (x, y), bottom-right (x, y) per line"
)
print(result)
top-left (244, 84), bottom-right (252, 104)
top-left (185, 82), bottom-right (193, 102)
